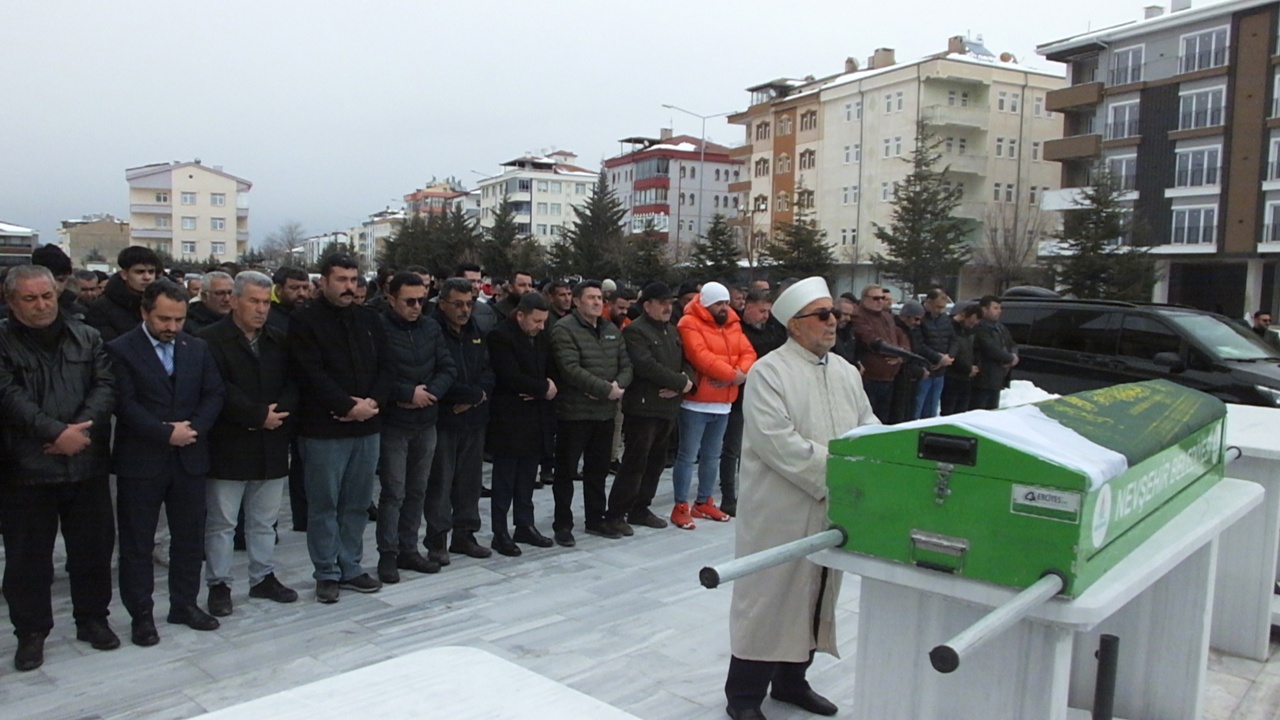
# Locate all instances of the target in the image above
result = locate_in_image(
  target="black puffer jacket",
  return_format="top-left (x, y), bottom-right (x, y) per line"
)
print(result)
top-left (288, 295), bottom-right (392, 438)
top-left (184, 301), bottom-right (226, 335)
top-left (621, 314), bottom-right (692, 420)
top-left (84, 273), bottom-right (142, 342)
top-left (433, 308), bottom-right (494, 429)
top-left (380, 307), bottom-right (456, 429)
top-left (550, 310), bottom-right (633, 422)
top-left (919, 310), bottom-right (959, 358)
top-left (0, 315), bottom-right (115, 485)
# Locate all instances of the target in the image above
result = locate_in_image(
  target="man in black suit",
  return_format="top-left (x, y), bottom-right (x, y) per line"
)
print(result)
top-left (109, 280), bottom-right (225, 646)
top-left (970, 295), bottom-right (1019, 411)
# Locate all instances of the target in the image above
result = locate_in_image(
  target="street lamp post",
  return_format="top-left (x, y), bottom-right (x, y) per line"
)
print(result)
top-left (662, 104), bottom-right (732, 249)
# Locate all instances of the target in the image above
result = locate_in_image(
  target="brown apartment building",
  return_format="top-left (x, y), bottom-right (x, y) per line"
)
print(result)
top-left (1039, 0), bottom-right (1280, 317)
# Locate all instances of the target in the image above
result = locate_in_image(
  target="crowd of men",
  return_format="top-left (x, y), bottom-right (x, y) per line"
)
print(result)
top-left (0, 241), bottom-right (1020, 708)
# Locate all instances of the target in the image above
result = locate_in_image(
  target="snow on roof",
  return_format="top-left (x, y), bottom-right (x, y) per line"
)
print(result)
top-left (648, 141), bottom-right (699, 153)
top-left (0, 222), bottom-right (37, 236)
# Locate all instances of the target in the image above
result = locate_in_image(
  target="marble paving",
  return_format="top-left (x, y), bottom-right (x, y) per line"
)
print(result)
top-left (0, 467), bottom-right (1276, 719)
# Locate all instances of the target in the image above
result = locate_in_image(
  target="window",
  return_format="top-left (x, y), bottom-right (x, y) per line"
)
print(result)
top-left (1180, 27), bottom-right (1229, 73)
top-left (755, 121), bottom-right (771, 140)
top-left (958, 138), bottom-right (967, 154)
top-left (689, 193), bottom-right (696, 205)
top-left (995, 137), bottom-right (1005, 157)
top-left (536, 224), bottom-right (548, 236)
top-left (689, 166), bottom-right (696, 179)
top-left (1111, 46), bottom-right (1144, 85)
top-left (1034, 96), bottom-right (1045, 117)
top-left (776, 192), bottom-right (790, 211)
top-left (1008, 139), bottom-right (1018, 159)
top-left (536, 202), bottom-right (548, 214)
top-left (550, 203), bottom-right (562, 215)
top-left (1010, 93), bottom-right (1020, 113)
top-left (181, 241), bottom-right (196, 255)
top-left (842, 186), bottom-right (851, 205)
top-left (778, 115), bottom-right (793, 135)
top-left (754, 158), bottom-right (770, 176)
top-left (855, 100), bottom-right (862, 119)
top-left (181, 216), bottom-right (196, 230)
top-left (998, 91), bottom-right (1007, 111)
top-left (960, 91), bottom-right (970, 107)
top-left (1178, 87), bottom-right (1225, 129)
top-left (884, 93), bottom-right (893, 113)
top-left (797, 189), bottom-right (814, 209)
top-left (714, 196), bottom-right (720, 208)
top-left (680, 166), bottom-right (687, 179)
top-left (551, 224), bottom-right (563, 235)
top-left (211, 217), bottom-right (226, 230)
top-left (210, 193), bottom-right (226, 207)
top-left (1119, 315), bottom-right (1181, 359)
top-left (211, 241), bottom-right (225, 255)
top-left (1175, 147), bottom-right (1220, 187)
top-left (551, 181), bottom-right (562, 193)
top-left (155, 216), bottom-right (170, 228)
top-left (853, 144), bottom-right (861, 162)
top-left (1171, 206), bottom-right (1217, 244)
top-left (1005, 183), bottom-right (1015, 202)
top-left (799, 149), bottom-right (816, 170)
top-left (776, 154), bottom-right (792, 173)
top-left (1025, 308), bottom-right (1119, 355)
top-left (844, 145), bottom-right (852, 164)
top-left (845, 102), bottom-right (854, 121)
top-left (800, 110), bottom-right (818, 131)
top-left (948, 90), bottom-right (958, 107)
top-left (1108, 155), bottom-right (1138, 191)
top-left (884, 138), bottom-right (892, 158)
top-left (678, 193), bottom-right (686, 206)
top-left (181, 192), bottom-right (196, 205)
top-left (537, 181), bottom-right (549, 192)
top-left (575, 183), bottom-right (586, 194)
top-left (517, 179), bottom-right (531, 192)
top-left (155, 191), bottom-right (169, 203)
top-left (715, 169), bottom-right (721, 181)
top-left (894, 137), bottom-right (902, 156)
top-left (895, 91), bottom-right (904, 111)
top-left (881, 182), bottom-right (891, 201)
top-left (945, 137), bottom-right (954, 153)
top-left (1108, 102), bottom-right (1141, 139)
top-left (850, 184), bottom-right (860, 204)
top-left (753, 194), bottom-right (768, 212)
top-left (994, 183), bottom-right (1002, 201)
top-left (1032, 141), bottom-right (1041, 160)
top-left (1029, 186), bottom-right (1039, 205)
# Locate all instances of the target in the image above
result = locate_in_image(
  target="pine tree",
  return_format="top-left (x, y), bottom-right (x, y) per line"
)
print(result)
top-left (388, 212), bottom-right (431, 268)
top-left (626, 222), bottom-right (672, 286)
top-left (688, 213), bottom-right (740, 284)
top-left (551, 170), bottom-right (627, 279)
top-left (433, 205), bottom-right (480, 277)
top-left (479, 194), bottom-right (523, 280)
top-left (768, 201), bottom-right (835, 280)
top-left (872, 121), bottom-right (972, 295)
top-left (1053, 166), bottom-right (1156, 301)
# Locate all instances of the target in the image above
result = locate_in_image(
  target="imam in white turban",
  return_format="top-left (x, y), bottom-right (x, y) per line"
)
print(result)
top-left (771, 276), bottom-right (832, 323)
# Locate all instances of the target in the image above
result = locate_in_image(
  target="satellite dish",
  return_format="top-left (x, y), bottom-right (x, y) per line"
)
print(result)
top-left (999, 52), bottom-right (1017, 63)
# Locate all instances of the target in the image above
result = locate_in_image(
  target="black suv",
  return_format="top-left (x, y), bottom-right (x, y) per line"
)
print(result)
top-left (999, 297), bottom-right (1280, 407)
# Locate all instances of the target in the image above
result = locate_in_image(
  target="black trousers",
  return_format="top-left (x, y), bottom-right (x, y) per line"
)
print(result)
top-left (0, 475), bottom-right (115, 637)
top-left (970, 387), bottom-right (1002, 411)
top-left (288, 439), bottom-right (307, 529)
top-left (117, 457), bottom-right (207, 618)
top-left (719, 401), bottom-right (744, 504)
top-left (606, 415), bottom-right (674, 521)
top-left (940, 376), bottom-right (972, 416)
top-left (553, 418), bottom-right (614, 532)
top-left (724, 568), bottom-right (829, 712)
top-left (491, 455), bottom-right (539, 535)
top-left (862, 379), bottom-right (894, 422)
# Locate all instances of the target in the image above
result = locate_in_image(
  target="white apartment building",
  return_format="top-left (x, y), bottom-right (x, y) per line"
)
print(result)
top-left (126, 160), bottom-right (251, 262)
top-left (475, 151), bottom-right (597, 244)
top-left (0, 221), bottom-right (38, 267)
top-left (730, 37), bottom-right (1067, 295)
top-left (299, 231), bottom-right (352, 269)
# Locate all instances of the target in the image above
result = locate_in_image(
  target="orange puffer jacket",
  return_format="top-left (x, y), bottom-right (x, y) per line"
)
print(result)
top-left (677, 300), bottom-right (757, 405)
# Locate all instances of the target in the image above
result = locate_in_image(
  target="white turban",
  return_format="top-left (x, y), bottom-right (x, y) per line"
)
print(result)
top-left (772, 276), bottom-right (832, 323)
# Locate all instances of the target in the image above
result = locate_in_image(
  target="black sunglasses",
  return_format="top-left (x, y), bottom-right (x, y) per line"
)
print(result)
top-left (402, 297), bottom-right (425, 307)
top-left (794, 307), bottom-right (843, 322)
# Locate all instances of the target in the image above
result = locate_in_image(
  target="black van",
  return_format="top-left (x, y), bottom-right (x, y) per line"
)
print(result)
top-left (998, 298), bottom-right (1280, 407)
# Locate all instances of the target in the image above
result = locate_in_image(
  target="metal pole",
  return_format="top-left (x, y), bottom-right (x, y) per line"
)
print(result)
top-left (1092, 634), bottom-right (1119, 720)
top-left (700, 527), bottom-right (847, 589)
top-left (697, 115), bottom-right (707, 240)
top-left (928, 573), bottom-right (1064, 673)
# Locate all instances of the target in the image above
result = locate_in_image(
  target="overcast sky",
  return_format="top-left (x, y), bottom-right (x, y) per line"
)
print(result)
top-left (2, 0), bottom-right (1224, 247)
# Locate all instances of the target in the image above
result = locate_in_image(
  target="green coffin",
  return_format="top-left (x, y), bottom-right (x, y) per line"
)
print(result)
top-left (826, 379), bottom-right (1226, 598)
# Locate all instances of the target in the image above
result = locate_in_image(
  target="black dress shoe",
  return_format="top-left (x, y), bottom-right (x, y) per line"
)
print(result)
top-left (770, 687), bottom-right (838, 716)
top-left (480, 485), bottom-right (493, 498)
top-left (584, 521), bottom-right (621, 539)
top-left (513, 525), bottom-right (554, 548)
top-left (491, 534), bottom-right (522, 557)
top-left (449, 531), bottom-right (493, 559)
top-left (131, 616), bottom-right (160, 646)
top-left (554, 529), bottom-right (576, 547)
top-left (167, 605), bottom-right (221, 631)
top-left (725, 706), bottom-right (767, 720)
top-left (207, 583), bottom-right (233, 617)
top-left (14, 634), bottom-right (44, 671)
top-left (75, 620), bottom-right (121, 650)
top-left (396, 551), bottom-right (441, 574)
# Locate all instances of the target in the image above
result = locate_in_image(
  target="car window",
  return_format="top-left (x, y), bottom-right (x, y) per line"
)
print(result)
top-left (1118, 314), bottom-right (1181, 359)
top-left (999, 305), bottom-right (1046, 345)
top-left (1163, 311), bottom-right (1280, 360)
top-left (1028, 308), bottom-right (1119, 355)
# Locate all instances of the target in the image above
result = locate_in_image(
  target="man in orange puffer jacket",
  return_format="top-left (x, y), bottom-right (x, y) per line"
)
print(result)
top-left (671, 282), bottom-right (757, 529)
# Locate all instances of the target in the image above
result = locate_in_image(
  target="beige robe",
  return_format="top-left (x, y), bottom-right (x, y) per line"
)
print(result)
top-left (729, 338), bottom-right (878, 662)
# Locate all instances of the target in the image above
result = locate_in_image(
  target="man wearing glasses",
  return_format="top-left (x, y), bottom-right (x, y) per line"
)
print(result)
top-left (848, 284), bottom-right (910, 421)
top-left (724, 276), bottom-right (877, 720)
top-left (184, 271), bottom-right (234, 334)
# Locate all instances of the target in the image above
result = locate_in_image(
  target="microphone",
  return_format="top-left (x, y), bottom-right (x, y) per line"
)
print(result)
top-left (870, 338), bottom-right (929, 365)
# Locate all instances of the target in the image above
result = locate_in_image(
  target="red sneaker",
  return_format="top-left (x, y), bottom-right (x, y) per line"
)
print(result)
top-left (670, 502), bottom-right (696, 530)
top-left (692, 499), bottom-right (730, 522)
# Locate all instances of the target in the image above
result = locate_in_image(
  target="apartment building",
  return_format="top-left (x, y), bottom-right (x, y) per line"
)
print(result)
top-left (602, 130), bottom-right (743, 257)
top-left (126, 160), bottom-right (251, 262)
top-left (729, 37), bottom-right (1066, 295)
top-left (404, 180), bottom-right (469, 217)
top-left (475, 151), bottom-right (596, 244)
top-left (345, 208), bottom-right (405, 267)
top-left (0, 221), bottom-right (38, 267)
top-left (57, 214), bottom-right (131, 266)
top-left (1038, 0), bottom-right (1280, 316)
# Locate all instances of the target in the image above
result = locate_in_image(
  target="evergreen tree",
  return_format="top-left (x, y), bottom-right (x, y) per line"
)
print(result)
top-left (688, 213), bottom-right (740, 284)
top-left (479, 194), bottom-right (523, 280)
top-left (388, 212), bottom-right (431, 268)
top-left (551, 169), bottom-right (627, 279)
top-left (432, 205), bottom-right (480, 277)
top-left (626, 222), bottom-right (672, 286)
top-left (314, 240), bottom-right (355, 272)
top-left (1053, 166), bottom-right (1156, 301)
top-left (768, 201), bottom-right (835, 280)
top-left (872, 121), bottom-right (972, 295)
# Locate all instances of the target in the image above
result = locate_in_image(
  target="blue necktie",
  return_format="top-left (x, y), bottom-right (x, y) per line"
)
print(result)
top-left (159, 341), bottom-right (174, 375)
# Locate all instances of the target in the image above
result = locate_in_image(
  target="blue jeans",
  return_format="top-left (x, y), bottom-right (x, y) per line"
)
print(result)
top-left (913, 375), bottom-right (945, 420)
top-left (299, 435), bottom-right (380, 581)
top-left (205, 477), bottom-right (286, 586)
top-left (673, 408), bottom-right (730, 505)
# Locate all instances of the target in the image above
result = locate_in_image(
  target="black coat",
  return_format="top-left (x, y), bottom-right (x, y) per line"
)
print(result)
top-left (0, 315), bottom-right (115, 485)
top-left (433, 309), bottom-right (495, 429)
top-left (197, 317), bottom-right (297, 480)
top-left (84, 273), bottom-right (142, 342)
top-left (184, 301), bottom-right (225, 335)
top-left (288, 295), bottom-right (391, 439)
top-left (379, 307), bottom-right (456, 429)
top-left (621, 314), bottom-right (692, 420)
top-left (486, 316), bottom-right (553, 458)
top-left (973, 320), bottom-right (1018, 390)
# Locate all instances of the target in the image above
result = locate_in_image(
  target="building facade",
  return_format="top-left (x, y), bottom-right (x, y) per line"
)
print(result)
top-left (0, 221), bottom-right (38, 267)
top-left (475, 151), bottom-right (597, 244)
top-left (126, 160), bottom-right (251, 262)
top-left (1039, 0), bottom-right (1280, 318)
top-left (729, 37), bottom-right (1066, 296)
top-left (404, 180), bottom-right (469, 217)
top-left (602, 130), bottom-right (743, 259)
top-left (57, 214), bottom-right (131, 267)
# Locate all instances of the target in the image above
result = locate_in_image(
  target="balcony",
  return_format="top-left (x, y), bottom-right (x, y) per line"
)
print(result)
top-left (1044, 134), bottom-right (1102, 161)
top-left (1108, 66), bottom-right (1143, 87)
top-left (236, 231), bottom-right (249, 242)
top-left (1046, 82), bottom-right (1103, 112)
top-left (129, 203), bottom-right (171, 215)
top-left (131, 228), bottom-right (173, 240)
top-left (1179, 47), bottom-right (1228, 75)
top-left (1105, 120), bottom-right (1141, 141)
top-left (1262, 224), bottom-right (1280, 246)
top-left (1178, 108), bottom-right (1224, 131)
top-left (921, 104), bottom-right (989, 128)
top-left (729, 144), bottom-right (753, 159)
top-left (938, 154), bottom-right (987, 175)
top-left (1173, 166), bottom-right (1220, 188)
top-left (236, 206), bottom-right (249, 218)
top-left (728, 180), bottom-right (752, 193)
